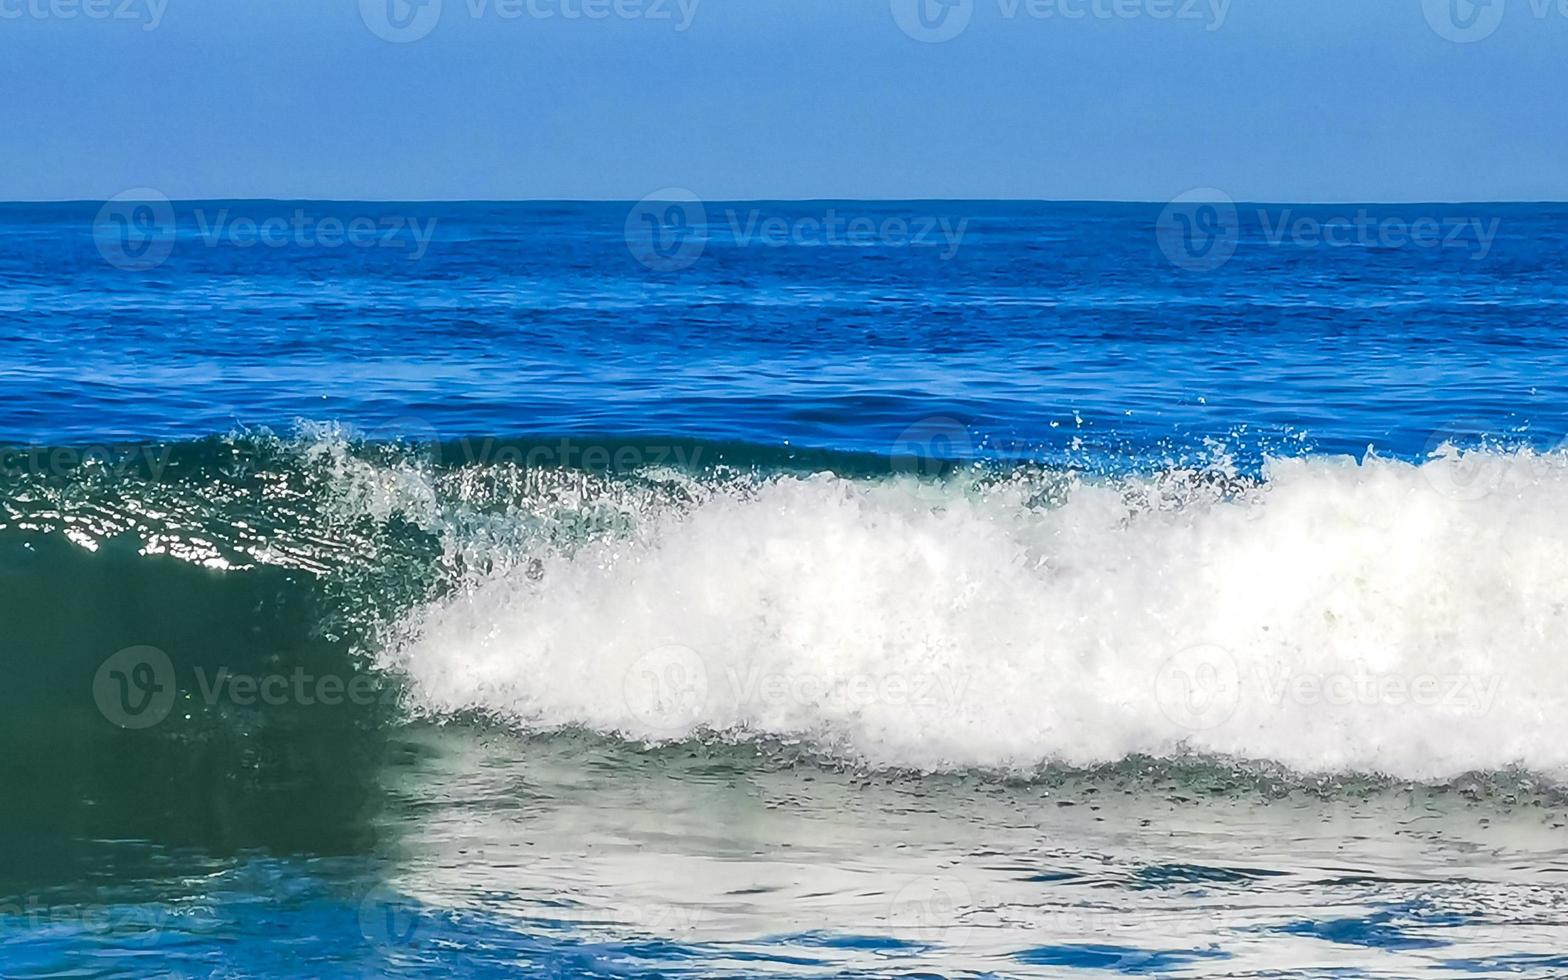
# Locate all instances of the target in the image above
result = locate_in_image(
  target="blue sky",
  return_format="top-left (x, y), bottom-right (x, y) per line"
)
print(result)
top-left (2, 0), bottom-right (1565, 201)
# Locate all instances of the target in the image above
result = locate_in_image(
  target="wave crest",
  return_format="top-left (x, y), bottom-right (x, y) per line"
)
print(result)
top-left (383, 447), bottom-right (1568, 780)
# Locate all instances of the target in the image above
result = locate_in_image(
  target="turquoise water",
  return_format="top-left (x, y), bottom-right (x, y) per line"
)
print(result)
top-left (3, 202), bottom-right (1568, 976)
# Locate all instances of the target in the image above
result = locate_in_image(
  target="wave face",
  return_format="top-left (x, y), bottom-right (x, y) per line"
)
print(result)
top-left (5, 427), bottom-right (1565, 782)
top-left (380, 442), bottom-right (1568, 781)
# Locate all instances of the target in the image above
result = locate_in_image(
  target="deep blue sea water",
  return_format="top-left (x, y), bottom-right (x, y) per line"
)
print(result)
top-left (5, 201), bottom-right (1568, 455)
top-left (3, 201), bottom-right (1568, 977)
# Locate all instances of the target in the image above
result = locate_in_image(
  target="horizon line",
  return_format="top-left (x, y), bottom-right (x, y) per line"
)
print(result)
top-left (5, 197), bottom-right (1568, 206)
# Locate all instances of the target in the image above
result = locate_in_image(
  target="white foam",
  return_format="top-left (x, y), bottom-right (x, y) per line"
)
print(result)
top-left (380, 448), bottom-right (1568, 780)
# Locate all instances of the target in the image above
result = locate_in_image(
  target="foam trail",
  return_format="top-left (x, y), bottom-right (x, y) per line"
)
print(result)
top-left (382, 448), bottom-right (1568, 780)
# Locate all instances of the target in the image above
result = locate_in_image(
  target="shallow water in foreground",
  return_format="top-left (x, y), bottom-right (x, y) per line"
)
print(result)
top-left (6, 733), bottom-right (1568, 978)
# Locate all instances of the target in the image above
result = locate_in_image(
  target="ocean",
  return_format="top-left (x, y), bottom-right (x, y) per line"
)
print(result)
top-left (2, 199), bottom-right (1567, 977)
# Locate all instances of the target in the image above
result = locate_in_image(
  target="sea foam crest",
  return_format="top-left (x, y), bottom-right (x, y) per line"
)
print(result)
top-left (381, 448), bottom-right (1568, 780)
